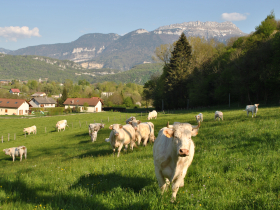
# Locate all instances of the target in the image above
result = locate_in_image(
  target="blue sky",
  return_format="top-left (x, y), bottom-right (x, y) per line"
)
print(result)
top-left (1, 0), bottom-right (279, 50)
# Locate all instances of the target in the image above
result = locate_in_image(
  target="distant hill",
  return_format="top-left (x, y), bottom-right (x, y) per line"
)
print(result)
top-left (7, 21), bottom-right (246, 70)
top-left (0, 53), bottom-right (162, 84)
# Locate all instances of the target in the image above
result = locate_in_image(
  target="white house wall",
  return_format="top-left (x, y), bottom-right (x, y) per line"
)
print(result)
top-left (0, 102), bottom-right (29, 115)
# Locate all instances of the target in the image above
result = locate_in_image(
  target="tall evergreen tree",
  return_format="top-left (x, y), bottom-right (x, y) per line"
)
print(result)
top-left (163, 33), bottom-right (192, 109)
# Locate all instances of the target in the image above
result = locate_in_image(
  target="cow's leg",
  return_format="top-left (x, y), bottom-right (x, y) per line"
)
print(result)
top-left (247, 111), bottom-right (249, 116)
top-left (154, 166), bottom-right (167, 194)
top-left (25, 151), bottom-right (27, 159)
top-left (171, 176), bottom-right (184, 202)
top-left (12, 155), bottom-right (15, 162)
top-left (124, 144), bottom-right (128, 153)
top-left (143, 137), bottom-right (149, 146)
top-left (137, 135), bottom-right (141, 146)
top-left (117, 144), bottom-right (123, 157)
top-left (20, 154), bottom-right (22, 161)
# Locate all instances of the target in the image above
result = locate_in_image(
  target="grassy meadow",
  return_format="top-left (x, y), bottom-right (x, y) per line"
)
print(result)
top-left (0, 106), bottom-right (280, 209)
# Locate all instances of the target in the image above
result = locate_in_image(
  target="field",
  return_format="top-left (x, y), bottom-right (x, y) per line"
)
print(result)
top-left (0, 106), bottom-right (280, 209)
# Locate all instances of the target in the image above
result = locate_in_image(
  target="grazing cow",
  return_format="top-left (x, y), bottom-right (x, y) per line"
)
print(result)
top-left (3, 146), bottom-right (27, 162)
top-left (57, 123), bottom-right (67, 132)
top-left (108, 124), bottom-right (136, 157)
top-left (88, 123), bottom-right (105, 142)
top-left (214, 111), bottom-right (223, 121)
top-left (195, 113), bottom-right (203, 123)
top-left (244, 104), bottom-right (259, 118)
top-left (153, 122), bottom-right (199, 202)
top-left (147, 110), bottom-right (157, 120)
top-left (23, 126), bottom-right (36, 135)
top-left (56, 120), bottom-right (67, 126)
top-left (129, 120), bottom-right (155, 146)
top-left (126, 116), bottom-right (136, 124)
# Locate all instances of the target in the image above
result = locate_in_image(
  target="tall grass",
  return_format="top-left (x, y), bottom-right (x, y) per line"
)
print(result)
top-left (0, 107), bottom-right (280, 209)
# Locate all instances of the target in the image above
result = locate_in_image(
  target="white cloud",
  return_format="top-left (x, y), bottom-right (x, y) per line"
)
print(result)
top-left (221, 13), bottom-right (248, 21)
top-left (0, 26), bottom-right (41, 42)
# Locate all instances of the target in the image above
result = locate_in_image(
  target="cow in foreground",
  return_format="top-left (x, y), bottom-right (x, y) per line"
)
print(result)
top-left (195, 113), bottom-right (203, 123)
top-left (126, 116), bottom-right (136, 124)
top-left (88, 123), bottom-right (105, 142)
top-left (214, 111), bottom-right (223, 121)
top-left (244, 104), bottom-right (259, 118)
top-left (147, 110), bottom-right (157, 120)
top-left (153, 122), bottom-right (199, 202)
top-left (23, 125), bottom-right (36, 135)
top-left (129, 120), bottom-right (155, 146)
top-left (3, 146), bottom-right (27, 162)
top-left (108, 124), bottom-right (136, 157)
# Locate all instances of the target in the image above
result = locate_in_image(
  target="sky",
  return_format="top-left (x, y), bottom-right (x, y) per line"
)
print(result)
top-left (0, 0), bottom-right (279, 50)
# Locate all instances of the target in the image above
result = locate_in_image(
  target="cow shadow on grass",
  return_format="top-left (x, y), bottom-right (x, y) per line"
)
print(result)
top-left (71, 172), bottom-right (153, 194)
top-left (0, 176), bottom-right (143, 210)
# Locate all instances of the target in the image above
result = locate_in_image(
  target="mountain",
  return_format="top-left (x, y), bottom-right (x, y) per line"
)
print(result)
top-left (8, 21), bottom-right (246, 70)
top-left (0, 48), bottom-right (12, 54)
top-left (0, 53), bottom-right (162, 84)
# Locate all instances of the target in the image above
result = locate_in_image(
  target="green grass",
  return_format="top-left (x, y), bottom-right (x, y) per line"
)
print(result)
top-left (0, 107), bottom-right (280, 209)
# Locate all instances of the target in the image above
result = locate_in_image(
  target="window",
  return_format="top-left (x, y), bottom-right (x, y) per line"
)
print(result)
top-left (5, 109), bottom-right (7, 113)
top-left (15, 102), bottom-right (18, 104)
top-left (7, 101), bottom-right (9, 103)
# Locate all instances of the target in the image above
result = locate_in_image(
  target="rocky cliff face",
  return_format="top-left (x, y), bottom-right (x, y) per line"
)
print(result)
top-left (9, 21), bottom-right (247, 70)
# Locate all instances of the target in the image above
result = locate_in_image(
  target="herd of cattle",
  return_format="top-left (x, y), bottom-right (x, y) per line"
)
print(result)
top-left (2, 104), bottom-right (259, 201)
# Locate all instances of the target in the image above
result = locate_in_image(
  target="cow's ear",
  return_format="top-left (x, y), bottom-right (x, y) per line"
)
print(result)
top-left (163, 129), bottom-right (174, 138)
top-left (128, 121), bottom-right (132, 125)
top-left (109, 125), bottom-right (113, 130)
top-left (119, 124), bottom-right (123, 129)
top-left (191, 129), bottom-right (199, 136)
top-left (138, 121), bottom-right (141, 124)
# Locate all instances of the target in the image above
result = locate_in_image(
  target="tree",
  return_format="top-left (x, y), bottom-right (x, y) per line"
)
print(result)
top-left (255, 11), bottom-right (277, 38)
top-left (162, 33), bottom-right (192, 109)
top-left (58, 87), bottom-right (68, 107)
top-left (152, 43), bottom-right (176, 64)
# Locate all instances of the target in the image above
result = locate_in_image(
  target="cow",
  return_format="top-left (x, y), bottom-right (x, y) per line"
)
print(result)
top-left (129, 120), bottom-right (155, 146)
top-left (147, 110), bottom-right (157, 120)
top-left (153, 122), bottom-right (199, 202)
top-left (57, 123), bottom-right (67, 132)
top-left (108, 124), bottom-right (136, 157)
top-left (244, 104), bottom-right (259, 118)
top-left (23, 126), bottom-right (36, 135)
top-left (125, 116), bottom-right (136, 124)
top-left (3, 146), bottom-right (27, 162)
top-left (214, 111), bottom-right (223, 121)
top-left (195, 113), bottom-right (203, 123)
top-left (88, 123), bottom-right (105, 142)
top-left (57, 120), bottom-right (67, 125)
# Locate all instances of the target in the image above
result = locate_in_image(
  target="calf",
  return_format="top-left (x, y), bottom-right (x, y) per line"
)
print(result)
top-left (214, 111), bottom-right (223, 121)
top-left (108, 124), bottom-right (136, 157)
top-left (195, 113), bottom-right (203, 123)
top-left (3, 146), bottom-right (27, 162)
top-left (23, 126), bottom-right (36, 135)
top-left (129, 120), bottom-right (155, 146)
top-left (244, 104), bottom-right (259, 118)
top-left (88, 123), bottom-right (105, 142)
top-left (57, 123), bottom-right (67, 132)
top-left (153, 122), bottom-right (198, 202)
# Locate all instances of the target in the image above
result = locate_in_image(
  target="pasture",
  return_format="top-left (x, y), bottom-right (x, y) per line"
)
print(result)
top-left (0, 107), bottom-right (280, 209)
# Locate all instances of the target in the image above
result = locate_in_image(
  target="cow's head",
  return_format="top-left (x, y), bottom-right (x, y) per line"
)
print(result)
top-left (129, 120), bottom-right (141, 130)
top-left (109, 124), bottom-right (123, 136)
top-left (163, 123), bottom-right (199, 157)
top-left (3, 149), bottom-right (10, 155)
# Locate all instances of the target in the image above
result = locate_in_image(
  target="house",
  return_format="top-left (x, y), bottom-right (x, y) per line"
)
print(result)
top-left (29, 97), bottom-right (57, 108)
top-left (101, 92), bottom-right (114, 97)
top-left (9, 89), bottom-right (20, 96)
top-left (63, 97), bottom-right (103, 112)
top-left (0, 98), bottom-right (29, 115)
top-left (31, 92), bottom-right (46, 97)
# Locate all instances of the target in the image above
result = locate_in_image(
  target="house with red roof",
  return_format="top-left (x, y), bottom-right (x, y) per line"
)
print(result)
top-left (63, 97), bottom-right (103, 112)
top-left (0, 98), bottom-right (29, 115)
top-left (9, 89), bottom-right (21, 96)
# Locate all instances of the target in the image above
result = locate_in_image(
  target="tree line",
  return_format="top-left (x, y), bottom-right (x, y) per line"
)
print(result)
top-left (143, 12), bottom-right (280, 109)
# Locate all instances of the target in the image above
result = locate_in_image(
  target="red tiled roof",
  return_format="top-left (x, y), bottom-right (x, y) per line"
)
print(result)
top-left (10, 89), bottom-right (20, 93)
top-left (63, 97), bottom-right (103, 106)
top-left (0, 98), bottom-right (27, 108)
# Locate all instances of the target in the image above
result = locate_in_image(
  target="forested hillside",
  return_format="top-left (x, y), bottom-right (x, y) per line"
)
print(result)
top-left (144, 12), bottom-right (280, 109)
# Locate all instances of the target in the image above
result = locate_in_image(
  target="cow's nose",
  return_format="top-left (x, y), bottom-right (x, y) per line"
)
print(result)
top-left (179, 149), bottom-right (189, 156)
top-left (115, 133), bottom-right (119, 136)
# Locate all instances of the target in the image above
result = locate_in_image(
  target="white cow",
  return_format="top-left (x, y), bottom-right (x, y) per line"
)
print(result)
top-left (88, 123), bottom-right (105, 142)
top-left (3, 146), bottom-right (27, 162)
top-left (23, 126), bottom-right (36, 135)
top-left (147, 110), bottom-right (157, 120)
top-left (214, 111), bottom-right (223, 121)
top-left (153, 122), bottom-right (199, 202)
top-left (195, 113), bottom-right (203, 123)
top-left (108, 124), bottom-right (136, 157)
top-left (244, 104), bottom-right (259, 118)
top-left (126, 116), bottom-right (136, 124)
top-left (57, 123), bottom-right (67, 132)
top-left (129, 120), bottom-right (155, 146)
